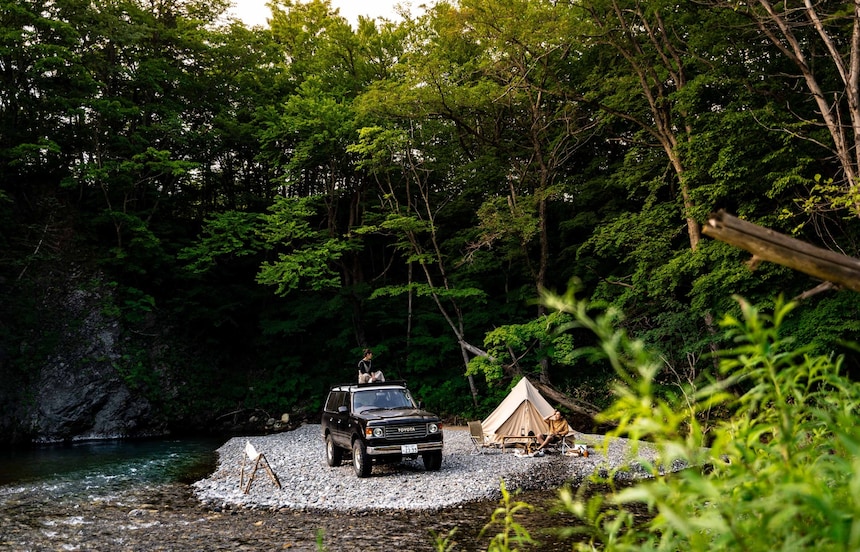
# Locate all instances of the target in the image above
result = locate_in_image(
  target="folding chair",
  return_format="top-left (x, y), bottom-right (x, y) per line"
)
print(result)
top-left (468, 421), bottom-right (498, 455)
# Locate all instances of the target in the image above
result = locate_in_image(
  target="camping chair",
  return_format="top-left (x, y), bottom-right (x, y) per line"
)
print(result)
top-left (468, 421), bottom-right (498, 455)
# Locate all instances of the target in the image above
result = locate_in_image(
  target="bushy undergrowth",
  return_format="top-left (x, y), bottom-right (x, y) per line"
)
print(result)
top-left (544, 291), bottom-right (860, 551)
top-left (474, 291), bottom-right (860, 551)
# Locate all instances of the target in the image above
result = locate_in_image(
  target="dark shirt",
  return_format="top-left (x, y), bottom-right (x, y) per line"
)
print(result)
top-left (358, 358), bottom-right (372, 374)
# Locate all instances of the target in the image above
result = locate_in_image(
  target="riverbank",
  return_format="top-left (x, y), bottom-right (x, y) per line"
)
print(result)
top-left (193, 424), bottom-right (674, 512)
top-left (0, 426), bottom-right (673, 551)
top-left (0, 478), bottom-right (584, 551)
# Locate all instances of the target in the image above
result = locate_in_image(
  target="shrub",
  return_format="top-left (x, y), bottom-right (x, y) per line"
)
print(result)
top-left (540, 291), bottom-right (860, 551)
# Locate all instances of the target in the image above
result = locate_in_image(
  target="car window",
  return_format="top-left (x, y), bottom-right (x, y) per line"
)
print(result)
top-left (388, 389), bottom-right (415, 408)
top-left (324, 392), bottom-right (337, 411)
top-left (353, 390), bottom-right (376, 411)
top-left (325, 390), bottom-right (348, 411)
top-left (335, 391), bottom-right (347, 410)
top-left (353, 389), bottom-right (415, 411)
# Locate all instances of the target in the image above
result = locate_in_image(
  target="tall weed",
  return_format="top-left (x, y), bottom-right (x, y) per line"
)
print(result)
top-left (479, 480), bottom-right (537, 551)
top-left (540, 291), bottom-right (860, 551)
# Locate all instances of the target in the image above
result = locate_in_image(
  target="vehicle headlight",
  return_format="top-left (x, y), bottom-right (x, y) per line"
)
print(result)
top-left (428, 423), bottom-right (440, 434)
top-left (372, 427), bottom-right (384, 437)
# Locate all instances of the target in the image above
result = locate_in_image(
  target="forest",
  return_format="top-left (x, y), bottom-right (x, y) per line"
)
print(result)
top-left (2, 0), bottom-right (860, 430)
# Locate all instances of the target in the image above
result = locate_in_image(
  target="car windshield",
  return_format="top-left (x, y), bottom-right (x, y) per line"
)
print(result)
top-left (353, 389), bottom-right (415, 411)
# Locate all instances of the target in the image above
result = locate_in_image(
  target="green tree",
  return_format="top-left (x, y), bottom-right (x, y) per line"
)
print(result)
top-left (352, 0), bottom-right (597, 396)
top-left (705, 0), bottom-right (860, 219)
top-left (349, 123), bottom-right (490, 405)
top-left (570, 0), bottom-right (818, 378)
top-left (260, 0), bottom-right (392, 351)
top-left (453, 0), bottom-right (597, 383)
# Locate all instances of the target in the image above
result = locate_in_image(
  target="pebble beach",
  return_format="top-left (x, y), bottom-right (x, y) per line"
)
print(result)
top-left (192, 424), bottom-right (672, 512)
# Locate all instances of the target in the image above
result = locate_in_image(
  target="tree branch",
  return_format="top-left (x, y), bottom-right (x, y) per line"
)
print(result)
top-left (702, 210), bottom-right (860, 292)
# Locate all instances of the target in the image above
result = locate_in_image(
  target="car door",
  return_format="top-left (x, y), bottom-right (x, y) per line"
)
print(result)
top-left (325, 390), bottom-right (350, 448)
top-left (336, 390), bottom-right (355, 447)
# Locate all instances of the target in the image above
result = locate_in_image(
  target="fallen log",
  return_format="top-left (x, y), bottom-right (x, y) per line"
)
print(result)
top-left (531, 380), bottom-right (602, 424)
top-left (702, 210), bottom-right (860, 293)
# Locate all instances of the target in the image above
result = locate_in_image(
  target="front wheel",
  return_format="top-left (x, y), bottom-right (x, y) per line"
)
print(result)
top-left (326, 434), bottom-right (343, 467)
top-left (352, 439), bottom-right (372, 478)
top-left (422, 450), bottom-right (442, 471)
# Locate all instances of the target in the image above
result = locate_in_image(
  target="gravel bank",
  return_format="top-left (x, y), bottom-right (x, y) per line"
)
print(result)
top-left (193, 424), bottom-right (675, 512)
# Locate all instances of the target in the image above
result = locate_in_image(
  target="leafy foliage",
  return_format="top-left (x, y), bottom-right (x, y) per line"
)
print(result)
top-left (257, 196), bottom-right (357, 294)
top-left (538, 289), bottom-right (860, 551)
top-left (3, 0), bottom-right (860, 437)
top-left (479, 480), bottom-right (538, 551)
top-left (177, 212), bottom-right (266, 275)
top-left (467, 312), bottom-right (576, 383)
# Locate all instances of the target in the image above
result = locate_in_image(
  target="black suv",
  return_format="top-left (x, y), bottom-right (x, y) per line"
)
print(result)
top-left (321, 381), bottom-right (444, 477)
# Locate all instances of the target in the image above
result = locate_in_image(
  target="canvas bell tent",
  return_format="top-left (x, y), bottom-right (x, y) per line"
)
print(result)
top-left (481, 377), bottom-right (555, 444)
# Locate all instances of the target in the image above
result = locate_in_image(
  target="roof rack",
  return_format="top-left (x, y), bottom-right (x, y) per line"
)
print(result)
top-left (330, 380), bottom-right (408, 388)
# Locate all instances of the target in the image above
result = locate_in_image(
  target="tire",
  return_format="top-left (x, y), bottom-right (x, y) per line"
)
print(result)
top-left (352, 439), bottom-right (372, 478)
top-left (422, 450), bottom-right (442, 471)
top-left (325, 434), bottom-right (343, 467)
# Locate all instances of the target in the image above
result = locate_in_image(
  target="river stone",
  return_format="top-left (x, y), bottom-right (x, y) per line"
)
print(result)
top-left (193, 424), bottom-right (691, 512)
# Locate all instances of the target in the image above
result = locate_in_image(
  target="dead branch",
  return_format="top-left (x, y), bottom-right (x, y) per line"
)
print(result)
top-left (702, 210), bottom-right (860, 292)
top-left (792, 281), bottom-right (838, 302)
top-left (531, 380), bottom-right (602, 422)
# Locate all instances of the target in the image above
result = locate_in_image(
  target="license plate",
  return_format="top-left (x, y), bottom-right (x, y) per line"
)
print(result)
top-left (401, 444), bottom-right (418, 454)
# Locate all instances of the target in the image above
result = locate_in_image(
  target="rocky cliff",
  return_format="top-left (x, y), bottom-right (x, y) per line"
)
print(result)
top-left (0, 267), bottom-right (170, 444)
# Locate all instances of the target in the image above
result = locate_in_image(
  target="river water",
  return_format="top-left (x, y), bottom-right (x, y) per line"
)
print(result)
top-left (0, 438), bottom-right (220, 489)
top-left (0, 438), bottom-right (578, 551)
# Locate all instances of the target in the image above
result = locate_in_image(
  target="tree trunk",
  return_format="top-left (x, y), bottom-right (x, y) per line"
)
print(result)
top-left (722, 0), bottom-right (860, 214)
top-left (531, 380), bottom-right (604, 427)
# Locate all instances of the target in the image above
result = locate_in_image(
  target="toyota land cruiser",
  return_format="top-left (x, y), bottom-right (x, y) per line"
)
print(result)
top-left (321, 381), bottom-right (444, 477)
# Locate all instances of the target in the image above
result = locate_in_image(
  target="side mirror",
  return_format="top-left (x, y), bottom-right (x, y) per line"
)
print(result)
top-left (338, 405), bottom-right (348, 414)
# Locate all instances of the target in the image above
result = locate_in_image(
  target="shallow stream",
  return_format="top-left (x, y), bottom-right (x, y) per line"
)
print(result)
top-left (0, 438), bottom-right (579, 551)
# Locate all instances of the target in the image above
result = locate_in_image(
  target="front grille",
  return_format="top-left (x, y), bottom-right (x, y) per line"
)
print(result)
top-left (383, 424), bottom-right (428, 440)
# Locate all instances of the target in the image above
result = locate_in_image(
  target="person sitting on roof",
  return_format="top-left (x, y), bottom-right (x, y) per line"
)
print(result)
top-left (535, 409), bottom-right (569, 452)
top-left (357, 348), bottom-right (385, 383)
